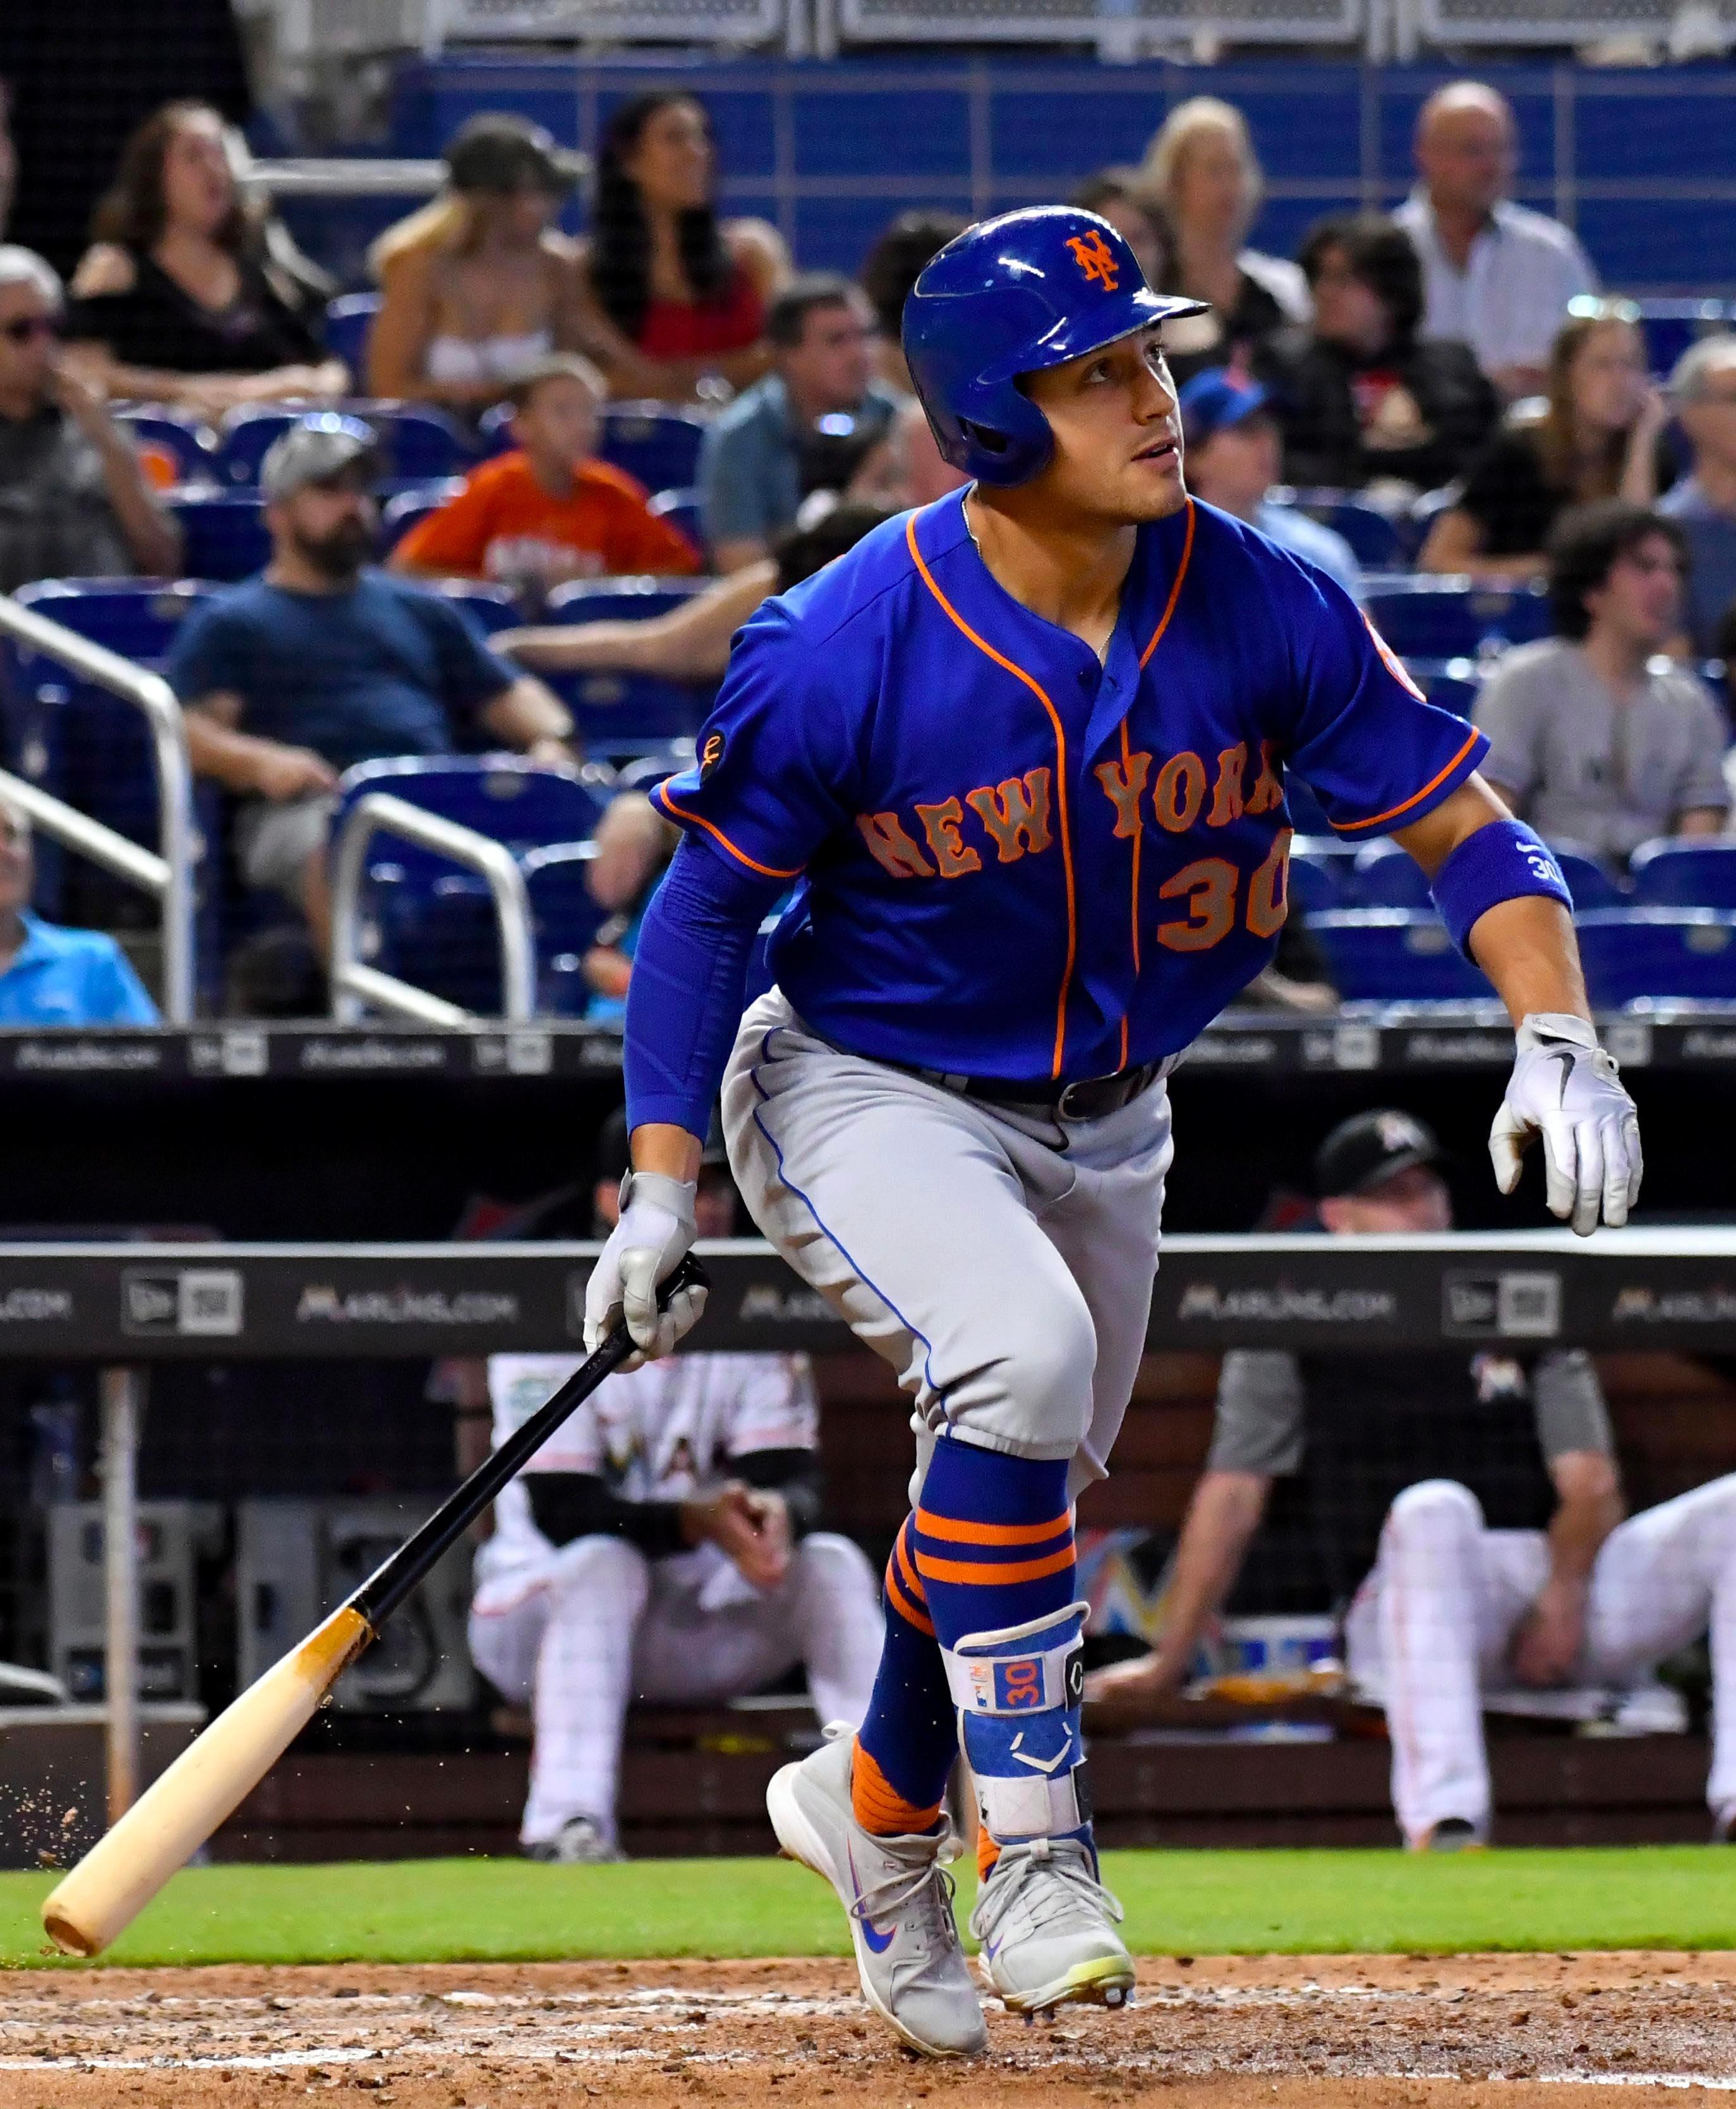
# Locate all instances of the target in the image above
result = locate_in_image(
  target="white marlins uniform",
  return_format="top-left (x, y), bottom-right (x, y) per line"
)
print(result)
top-left (468, 1350), bottom-right (883, 1850)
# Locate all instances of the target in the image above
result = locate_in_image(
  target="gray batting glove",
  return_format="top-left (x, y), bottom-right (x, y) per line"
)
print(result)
top-left (582, 1170), bottom-right (708, 1363)
top-left (1489, 1012), bottom-right (1643, 1238)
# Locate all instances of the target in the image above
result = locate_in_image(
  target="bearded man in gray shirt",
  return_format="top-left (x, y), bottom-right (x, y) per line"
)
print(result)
top-left (1472, 501), bottom-right (1728, 867)
top-left (1089, 1108), bottom-right (1736, 1851)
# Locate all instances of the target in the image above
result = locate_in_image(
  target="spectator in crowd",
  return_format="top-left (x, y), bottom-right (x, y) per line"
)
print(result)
top-left (1070, 174), bottom-right (1171, 307)
top-left (498, 499), bottom-right (891, 688)
top-left (1259, 212), bottom-right (1498, 493)
top-left (1473, 500), bottom-right (1728, 866)
top-left (579, 791), bottom-right (677, 1025)
top-left (500, 500), bottom-right (893, 684)
top-left (575, 92), bottom-right (789, 403)
top-left (0, 245), bottom-right (179, 591)
top-left (0, 794), bottom-right (158, 1025)
top-left (1089, 1109), bottom-right (1736, 1851)
top-left (1136, 99), bottom-right (1309, 390)
top-left (389, 354), bottom-right (699, 594)
top-left (167, 415), bottom-right (575, 951)
top-left (1660, 336), bottom-right (1736, 658)
top-left (63, 101), bottom-right (344, 417)
top-left (1179, 369), bottom-right (1363, 601)
top-left (1395, 82), bottom-right (1597, 403)
top-left (857, 208), bottom-right (967, 393)
top-left (699, 276), bottom-right (897, 573)
top-left (368, 115), bottom-right (587, 416)
top-left (467, 1106), bottom-right (883, 1864)
top-left (1421, 301), bottom-right (1666, 583)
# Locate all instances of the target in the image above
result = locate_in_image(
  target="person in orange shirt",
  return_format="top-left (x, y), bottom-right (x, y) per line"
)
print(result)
top-left (389, 353), bottom-right (702, 593)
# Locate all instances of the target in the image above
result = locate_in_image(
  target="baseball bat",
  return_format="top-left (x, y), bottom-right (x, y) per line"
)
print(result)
top-left (41, 1254), bottom-right (709, 1959)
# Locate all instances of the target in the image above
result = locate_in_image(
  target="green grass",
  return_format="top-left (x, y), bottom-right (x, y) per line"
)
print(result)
top-left (4, 1846), bottom-right (1736, 1969)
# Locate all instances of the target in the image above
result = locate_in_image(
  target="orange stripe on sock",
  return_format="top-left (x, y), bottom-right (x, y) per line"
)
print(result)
top-left (913, 1543), bottom-right (1076, 1587)
top-left (851, 1737), bottom-right (943, 1839)
top-left (893, 1523), bottom-right (929, 1604)
top-left (884, 1555), bottom-right (936, 1637)
top-left (914, 1508), bottom-right (1072, 1548)
top-left (977, 1827), bottom-right (1001, 1881)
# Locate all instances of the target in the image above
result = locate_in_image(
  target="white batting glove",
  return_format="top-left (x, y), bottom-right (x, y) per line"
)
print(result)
top-left (582, 1171), bottom-right (708, 1363)
top-left (1490, 1013), bottom-right (1643, 1238)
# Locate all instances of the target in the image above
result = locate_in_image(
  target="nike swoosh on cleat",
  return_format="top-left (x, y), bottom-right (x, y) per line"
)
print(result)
top-left (845, 1840), bottom-right (896, 1954)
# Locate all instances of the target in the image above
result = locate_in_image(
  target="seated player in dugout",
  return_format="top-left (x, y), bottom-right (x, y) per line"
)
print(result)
top-left (1091, 1110), bottom-right (1736, 1852)
top-left (582, 205), bottom-right (1642, 2057)
top-left (467, 1108), bottom-right (883, 1864)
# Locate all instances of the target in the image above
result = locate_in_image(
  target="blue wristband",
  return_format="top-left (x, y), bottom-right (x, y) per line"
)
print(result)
top-left (1429, 818), bottom-right (1572, 958)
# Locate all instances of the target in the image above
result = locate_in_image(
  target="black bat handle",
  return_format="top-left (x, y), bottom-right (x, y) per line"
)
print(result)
top-left (347, 1252), bottom-right (710, 1633)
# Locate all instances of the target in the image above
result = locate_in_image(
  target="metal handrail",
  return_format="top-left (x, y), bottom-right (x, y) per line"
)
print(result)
top-left (329, 790), bottom-right (537, 1025)
top-left (0, 595), bottom-right (196, 1022)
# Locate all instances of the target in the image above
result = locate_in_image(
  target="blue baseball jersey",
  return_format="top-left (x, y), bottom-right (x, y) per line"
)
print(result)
top-left (650, 490), bottom-right (1488, 1085)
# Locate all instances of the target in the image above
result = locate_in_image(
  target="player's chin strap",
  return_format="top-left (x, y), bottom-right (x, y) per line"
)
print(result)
top-left (943, 1600), bottom-right (1091, 1842)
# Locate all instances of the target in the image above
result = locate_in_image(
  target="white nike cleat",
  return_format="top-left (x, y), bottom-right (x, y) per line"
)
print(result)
top-left (970, 1834), bottom-right (1135, 2016)
top-left (767, 1725), bottom-right (987, 2058)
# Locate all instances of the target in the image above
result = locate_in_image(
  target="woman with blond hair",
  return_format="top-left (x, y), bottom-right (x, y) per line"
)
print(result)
top-left (1420, 300), bottom-right (1667, 581)
top-left (1138, 97), bottom-right (1308, 387)
top-left (366, 114), bottom-right (590, 413)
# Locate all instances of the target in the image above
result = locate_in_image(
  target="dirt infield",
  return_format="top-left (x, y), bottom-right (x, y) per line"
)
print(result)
top-left (1, 1952), bottom-right (1735, 2106)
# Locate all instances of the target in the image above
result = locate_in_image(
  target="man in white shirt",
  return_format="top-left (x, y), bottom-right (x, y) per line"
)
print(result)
top-left (467, 1113), bottom-right (884, 1862)
top-left (1394, 82), bottom-right (1597, 402)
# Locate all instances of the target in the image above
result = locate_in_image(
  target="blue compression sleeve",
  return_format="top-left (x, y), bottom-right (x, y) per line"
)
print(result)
top-left (623, 834), bottom-right (788, 1135)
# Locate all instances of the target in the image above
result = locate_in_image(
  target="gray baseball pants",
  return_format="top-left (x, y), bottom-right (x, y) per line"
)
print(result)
top-left (721, 991), bottom-right (1174, 1501)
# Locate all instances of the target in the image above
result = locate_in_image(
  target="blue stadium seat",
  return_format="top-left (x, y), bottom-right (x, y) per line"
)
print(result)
top-left (1576, 906), bottom-right (1736, 1004)
top-left (1627, 838), bottom-right (1736, 907)
top-left (520, 841), bottom-right (610, 1016)
top-left (1350, 833), bottom-right (1618, 913)
top-left (478, 402), bottom-right (515, 456)
top-left (430, 582), bottom-right (519, 636)
top-left (1349, 838), bottom-right (1430, 908)
top-left (323, 293), bottom-right (382, 382)
top-left (598, 403), bottom-right (708, 493)
top-left (1304, 909), bottom-right (1492, 1001)
top-left (170, 491), bottom-right (270, 581)
top-left (1286, 849), bottom-right (1346, 916)
top-left (1632, 298), bottom-right (1733, 380)
top-left (543, 577), bottom-right (717, 758)
top-left (332, 756), bottom-right (610, 1013)
top-left (215, 404), bottom-right (467, 487)
top-left (615, 742), bottom-right (696, 792)
top-left (649, 485), bottom-right (706, 559)
top-left (381, 478), bottom-right (466, 550)
top-left (4, 580), bottom-right (218, 921)
top-left (1418, 662), bottom-right (1480, 718)
top-left (1287, 491), bottom-right (1406, 569)
top-left (111, 407), bottom-right (218, 488)
top-left (1363, 577), bottom-right (1552, 660)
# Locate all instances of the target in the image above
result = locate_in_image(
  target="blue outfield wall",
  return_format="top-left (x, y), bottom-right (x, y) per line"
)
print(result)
top-left (359, 54), bottom-right (1736, 296)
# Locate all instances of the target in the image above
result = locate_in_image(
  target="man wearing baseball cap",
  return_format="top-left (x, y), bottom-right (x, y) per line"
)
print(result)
top-left (1088, 1106), bottom-right (1736, 1851)
top-left (1178, 369), bottom-right (1363, 601)
top-left (167, 412), bottom-right (576, 950)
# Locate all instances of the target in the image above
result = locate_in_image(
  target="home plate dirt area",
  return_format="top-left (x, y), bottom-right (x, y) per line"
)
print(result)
top-left (3, 1955), bottom-right (1736, 2107)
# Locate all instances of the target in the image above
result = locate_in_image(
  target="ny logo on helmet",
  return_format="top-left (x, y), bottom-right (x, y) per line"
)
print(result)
top-left (1065, 230), bottom-right (1120, 291)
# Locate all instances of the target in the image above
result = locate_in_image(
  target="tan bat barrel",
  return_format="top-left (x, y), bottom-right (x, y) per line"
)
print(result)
top-left (42, 1604), bottom-right (372, 1958)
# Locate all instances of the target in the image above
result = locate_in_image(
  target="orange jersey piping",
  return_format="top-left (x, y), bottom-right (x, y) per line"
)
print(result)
top-left (1138, 497), bottom-right (1196, 669)
top-left (906, 511), bottom-right (1076, 1079)
top-left (1329, 729), bottom-right (1482, 836)
top-left (653, 783), bottom-right (804, 880)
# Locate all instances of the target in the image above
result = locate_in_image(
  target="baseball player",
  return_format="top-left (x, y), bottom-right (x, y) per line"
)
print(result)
top-left (1092, 1108), bottom-right (1736, 1850)
top-left (583, 206), bottom-right (1643, 2055)
top-left (469, 1112), bottom-right (883, 1862)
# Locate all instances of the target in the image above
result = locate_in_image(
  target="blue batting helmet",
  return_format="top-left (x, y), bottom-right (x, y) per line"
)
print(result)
top-left (902, 206), bottom-right (1210, 488)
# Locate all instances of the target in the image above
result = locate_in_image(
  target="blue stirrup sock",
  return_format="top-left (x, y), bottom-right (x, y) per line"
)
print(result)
top-left (910, 1437), bottom-right (1092, 1872)
top-left (852, 1518), bottom-right (956, 1836)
